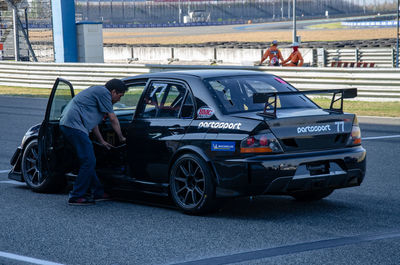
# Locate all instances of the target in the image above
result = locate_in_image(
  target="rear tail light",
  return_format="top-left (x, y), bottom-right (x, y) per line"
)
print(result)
top-left (347, 115), bottom-right (362, 146)
top-left (241, 133), bottom-right (283, 154)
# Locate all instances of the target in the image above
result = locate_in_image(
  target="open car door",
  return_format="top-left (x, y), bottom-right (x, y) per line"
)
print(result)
top-left (37, 78), bottom-right (75, 192)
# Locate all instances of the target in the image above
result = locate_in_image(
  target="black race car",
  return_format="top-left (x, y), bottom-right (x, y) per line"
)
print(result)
top-left (9, 70), bottom-right (366, 214)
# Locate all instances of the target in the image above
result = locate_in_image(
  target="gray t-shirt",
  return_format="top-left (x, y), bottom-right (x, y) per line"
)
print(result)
top-left (60, 85), bottom-right (113, 135)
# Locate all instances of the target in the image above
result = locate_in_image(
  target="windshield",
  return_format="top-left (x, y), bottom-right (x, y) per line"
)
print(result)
top-left (204, 75), bottom-right (318, 114)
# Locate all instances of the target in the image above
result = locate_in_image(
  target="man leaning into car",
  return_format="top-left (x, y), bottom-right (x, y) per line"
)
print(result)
top-left (60, 79), bottom-right (128, 205)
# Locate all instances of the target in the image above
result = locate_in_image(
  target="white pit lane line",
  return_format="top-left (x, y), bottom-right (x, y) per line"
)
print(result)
top-left (362, 135), bottom-right (400, 140)
top-left (0, 180), bottom-right (26, 186)
top-left (0, 251), bottom-right (64, 265)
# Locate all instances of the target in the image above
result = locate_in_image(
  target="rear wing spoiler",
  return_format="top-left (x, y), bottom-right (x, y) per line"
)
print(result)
top-left (253, 88), bottom-right (357, 118)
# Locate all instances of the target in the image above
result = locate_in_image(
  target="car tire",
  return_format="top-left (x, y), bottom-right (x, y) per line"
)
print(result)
top-left (169, 153), bottom-right (217, 214)
top-left (291, 188), bottom-right (334, 201)
top-left (21, 139), bottom-right (65, 193)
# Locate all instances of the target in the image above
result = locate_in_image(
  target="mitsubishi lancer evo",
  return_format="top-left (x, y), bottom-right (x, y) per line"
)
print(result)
top-left (9, 70), bottom-right (366, 214)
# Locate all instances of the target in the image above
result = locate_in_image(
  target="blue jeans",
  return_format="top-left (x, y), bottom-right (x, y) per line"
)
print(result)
top-left (60, 125), bottom-right (104, 199)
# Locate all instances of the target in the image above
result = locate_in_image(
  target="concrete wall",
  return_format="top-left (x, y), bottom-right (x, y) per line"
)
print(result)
top-left (30, 44), bottom-right (394, 67)
top-left (103, 46), bottom-right (315, 66)
top-left (104, 46), bottom-right (133, 63)
top-left (216, 48), bottom-right (263, 65)
top-left (173, 47), bottom-right (215, 62)
top-left (133, 47), bottom-right (172, 62)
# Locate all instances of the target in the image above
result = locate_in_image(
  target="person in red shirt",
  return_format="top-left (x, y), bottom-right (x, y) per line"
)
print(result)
top-left (259, 40), bottom-right (284, 66)
top-left (282, 42), bottom-right (304, 67)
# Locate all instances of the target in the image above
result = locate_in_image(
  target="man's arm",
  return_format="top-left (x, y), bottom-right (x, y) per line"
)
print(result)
top-left (93, 125), bottom-right (114, 149)
top-left (108, 112), bottom-right (126, 143)
top-left (282, 53), bottom-right (292, 65)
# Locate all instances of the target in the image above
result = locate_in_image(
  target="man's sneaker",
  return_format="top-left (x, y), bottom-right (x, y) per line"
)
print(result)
top-left (68, 197), bottom-right (95, 206)
top-left (94, 192), bottom-right (112, 202)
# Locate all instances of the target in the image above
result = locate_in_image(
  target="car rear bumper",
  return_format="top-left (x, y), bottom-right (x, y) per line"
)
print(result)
top-left (213, 146), bottom-right (366, 197)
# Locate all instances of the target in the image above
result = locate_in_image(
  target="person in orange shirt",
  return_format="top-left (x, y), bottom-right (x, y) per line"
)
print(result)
top-left (259, 40), bottom-right (284, 66)
top-left (282, 42), bottom-right (304, 67)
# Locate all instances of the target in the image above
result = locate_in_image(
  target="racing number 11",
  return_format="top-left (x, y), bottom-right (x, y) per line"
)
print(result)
top-left (335, 121), bottom-right (345, 132)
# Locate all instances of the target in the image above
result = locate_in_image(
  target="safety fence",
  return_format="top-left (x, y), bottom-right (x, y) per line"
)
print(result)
top-left (324, 48), bottom-right (396, 68)
top-left (0, 61), bottom-right (399, 101)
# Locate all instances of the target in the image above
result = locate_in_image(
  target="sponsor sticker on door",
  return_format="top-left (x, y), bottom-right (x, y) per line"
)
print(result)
top-left (197, 107), bottom-right (214, 119)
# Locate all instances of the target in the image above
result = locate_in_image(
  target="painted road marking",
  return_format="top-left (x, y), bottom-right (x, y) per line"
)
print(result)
top-left (0, 251), bottom-right (64, 265)
top-left (0, 170), bottom-right (9, 174)
top-left (363, 135), bottom-right (400, 140)
top-left (0, 180), bottom-right (25, 186)
top-left (172, 231), bottom-right (400, 265)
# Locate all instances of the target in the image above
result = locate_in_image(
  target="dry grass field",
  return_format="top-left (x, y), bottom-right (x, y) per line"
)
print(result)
top-left (102, 28), bottom-right (397, 45)
top-left (29, 27), bottom-right (397, 45)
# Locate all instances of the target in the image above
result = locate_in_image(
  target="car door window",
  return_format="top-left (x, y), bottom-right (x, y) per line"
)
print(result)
top-left (180, 93), bottom-right (194, 119)
top-left (141, 82), bottom-right (189, 119)
top-left (49, 80), bottom-right (74, 121)
top-left (114, 82), bottom-right (146, 110)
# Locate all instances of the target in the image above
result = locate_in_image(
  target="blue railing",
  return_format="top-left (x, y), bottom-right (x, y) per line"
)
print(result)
top-left (342, 20), bottom-right (399, 28)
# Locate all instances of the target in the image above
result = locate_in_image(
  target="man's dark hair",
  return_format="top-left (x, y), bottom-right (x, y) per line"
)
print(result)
top-left (105, 79), bottom-right (128, 93)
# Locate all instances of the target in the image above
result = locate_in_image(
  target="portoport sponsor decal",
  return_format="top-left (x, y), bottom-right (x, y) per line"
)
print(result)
top-left (197, 107), bottom-right (214, 119)
top-left (211, 141), bottom-right (235, 152)
top-left (297, 125), bottom-right (331, 134)
top-left (198, 121), bottom-right (242, 130)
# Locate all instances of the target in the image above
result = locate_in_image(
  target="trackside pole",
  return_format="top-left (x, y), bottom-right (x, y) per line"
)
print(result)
top-left (51, 0), bottom-right (78, 62)
top-left (397, 0), bottom-right (399, 68)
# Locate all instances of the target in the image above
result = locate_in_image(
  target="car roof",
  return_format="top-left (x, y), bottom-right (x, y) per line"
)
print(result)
top-left (123, 70), bottom-right (273, 81)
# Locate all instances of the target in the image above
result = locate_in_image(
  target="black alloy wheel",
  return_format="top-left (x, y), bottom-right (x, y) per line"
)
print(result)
top-left (170, 153), bottom-right (216, 214)
top-left (21, 139), bottom-right (43, 188)
top-left (21, 139), bottom-right (64, 193)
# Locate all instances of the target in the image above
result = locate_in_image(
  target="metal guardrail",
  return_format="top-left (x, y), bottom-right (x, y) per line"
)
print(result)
top-left (0, 61), bottom-right (399, 101)
top-left (325, 48), bottom-right (395, 68)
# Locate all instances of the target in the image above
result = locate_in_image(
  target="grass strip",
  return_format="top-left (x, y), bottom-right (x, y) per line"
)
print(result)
top-left (307, 22), bottom-right (345, 30)
top-left (0, 86), bottom-right (398, 118)
top-left (0, 86), bottom-right (52, 97)
top-left (312, 98), bottom-right (400, 118)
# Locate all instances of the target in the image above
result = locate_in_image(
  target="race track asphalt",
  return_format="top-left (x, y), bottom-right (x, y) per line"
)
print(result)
top-left (0, 96), bottom-right (399, 265)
